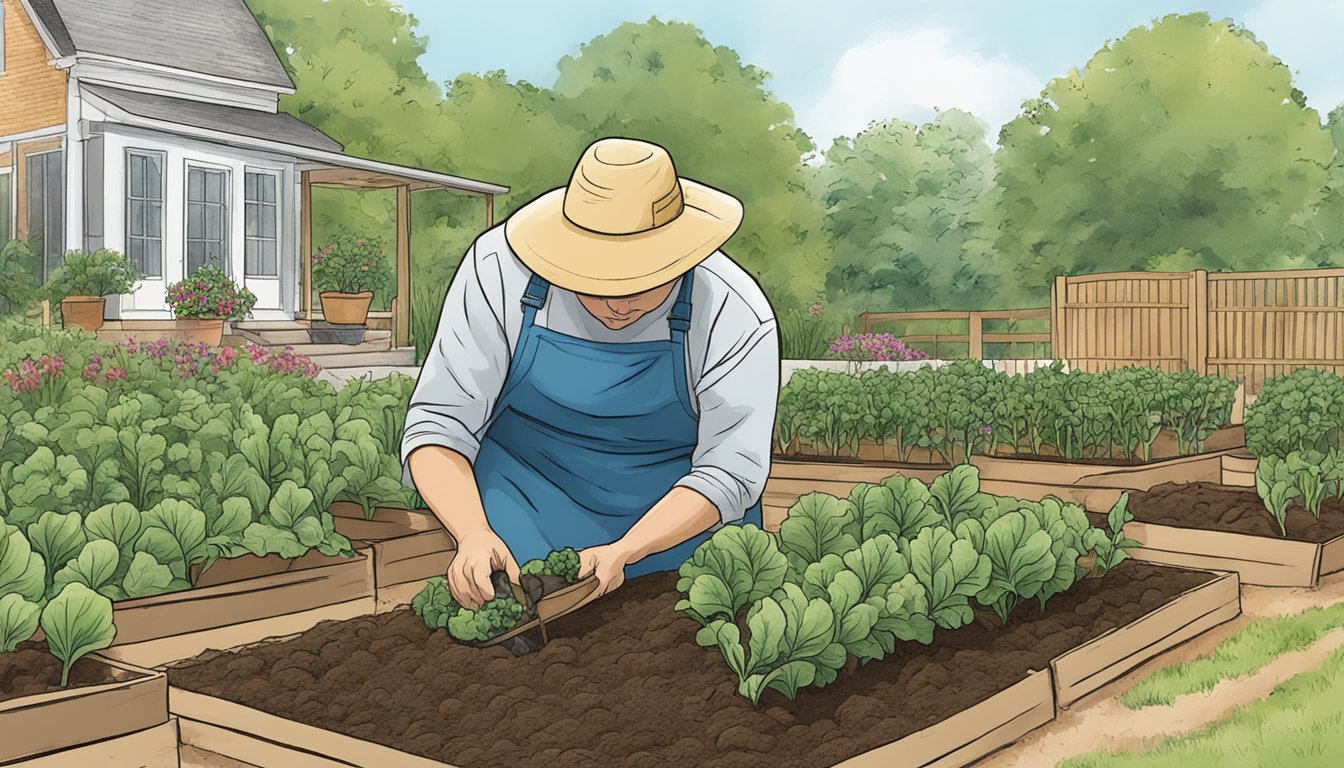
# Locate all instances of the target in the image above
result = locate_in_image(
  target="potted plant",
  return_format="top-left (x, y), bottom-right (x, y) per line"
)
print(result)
top-left (42, 249), bottom-right (141, 332)
top-left (166, 265), bottom-right (257, 346)
top-left (312, 234), bottom-right (393, 326)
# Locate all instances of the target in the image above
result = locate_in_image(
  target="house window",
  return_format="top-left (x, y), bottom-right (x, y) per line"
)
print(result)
top-left (244, 170), bottom-right (279, 277)
top-left (125, 150), bottom-right (164, 278)
top-left (25, 150), bottom-right (64, 280)
top-left (186, 165), bottom-right (229, 275)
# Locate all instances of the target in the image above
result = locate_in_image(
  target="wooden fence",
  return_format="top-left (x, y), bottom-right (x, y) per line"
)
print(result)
top-left (856, 308), bottom-right (1052, 360)
top-left (1052, 268), bottom-right (1344, 393)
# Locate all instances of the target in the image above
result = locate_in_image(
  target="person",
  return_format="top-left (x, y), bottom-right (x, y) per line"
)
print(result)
top-left (401, 137), bottom-right (779, 609)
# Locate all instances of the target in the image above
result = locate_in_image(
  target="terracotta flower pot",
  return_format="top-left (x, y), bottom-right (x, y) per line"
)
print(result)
top-left (319, 291), bottom-right (374, 325)
top-left (60, 295), bottom-right (106, 332)
top-left (173, 318), bottom-right (225, 346)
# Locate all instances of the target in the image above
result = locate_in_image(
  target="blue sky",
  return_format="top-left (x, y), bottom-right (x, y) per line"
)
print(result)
top-left (397, 0), bottom-right (1343, 144)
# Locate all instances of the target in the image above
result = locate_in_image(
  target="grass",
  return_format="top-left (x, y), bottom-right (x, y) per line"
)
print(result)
top-left (1120, 602), bottom-right (1344, 709)
top-left (410, 284), bottom-right (445, 365)
top-left (1060, 644), bottom-right (1344, 767)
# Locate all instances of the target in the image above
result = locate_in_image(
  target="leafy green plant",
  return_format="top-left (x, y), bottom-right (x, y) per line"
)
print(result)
top-left (52, 539), bottom-right (122, 598)
top-left (777, 493), bottom-right (858, 576)
top-left (39, 582), bottom-right (116, 686)
top-left (27, 511), bottom-right (88, 591)
top-left (0, 593), bottom-right (41, 652)
top-left (907, 525), bottom-right (991, 630)
top-left (0, 240), bottom-right (41, 316)
top-left (311, 234), bottom-right (393, 295)
top-left (1245, 369), bottom-right (1344, 459)
top-left (165, 265), bottom-right (256, 320)
top-left (1255, 455), bottom-right (1302, 536)
top-left (1083, 494), bottom-right (1140, 577)
top-left (675, 525), bottom-right (789, 625)
top-left (134, 498), bottom-right (209, 585)
top-left (519, 547), bottom-right (582, 582)
top-left (959, 510), bottom-right (1057, 624)
top-left (0, 520), bottom-right (48, 603)
top-left (447, 598), bottom-right (527, 643)
top-left (42, 249), bottom-right (141, 302)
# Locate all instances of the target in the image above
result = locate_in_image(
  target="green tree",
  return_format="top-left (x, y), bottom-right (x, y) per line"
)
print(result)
top-left (817, 110), bottom-right (1005, 316)
top-left (995, 12), bottom-right (1337, 293)
top-left (552, 19), bottom-right (828, 306)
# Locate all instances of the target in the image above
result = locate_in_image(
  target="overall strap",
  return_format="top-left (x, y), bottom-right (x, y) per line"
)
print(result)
top-left (520, 273), bottom-right (550, 328)
top-left (668, 270), bottom-right (696, 337)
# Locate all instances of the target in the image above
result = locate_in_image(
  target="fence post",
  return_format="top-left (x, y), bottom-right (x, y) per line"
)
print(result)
top-left (967, 312), bottom-right (984, 360)
top-left (1187, 269), bottom-right (1209, 375)
top-left (857, 312), bottom-right (871, 334)
top-left (1051, 276), bottom-right (1067, 363)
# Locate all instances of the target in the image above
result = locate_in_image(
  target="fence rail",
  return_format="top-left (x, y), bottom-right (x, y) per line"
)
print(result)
top-left (856, 308), bottom-right (1051, 360)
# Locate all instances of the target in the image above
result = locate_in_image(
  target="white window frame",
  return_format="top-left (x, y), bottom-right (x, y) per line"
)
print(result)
top-left (125, 148), bottom-right (166, 279)
top-left (183, 161), bottom-right (231, 276)
top-left (0, 168), bottom-right (11, 245)
top-left (243, 166), bottom-right (282, 279)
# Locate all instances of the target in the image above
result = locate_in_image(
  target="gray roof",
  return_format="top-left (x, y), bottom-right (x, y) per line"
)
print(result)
top-left (84, 84), bottom-right (342, 152)
top-left (30, 0), bottom-right (293, 89)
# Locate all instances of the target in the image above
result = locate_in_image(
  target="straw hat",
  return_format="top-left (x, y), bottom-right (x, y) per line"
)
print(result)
top-left (505, 138), bottom-right (744, 297)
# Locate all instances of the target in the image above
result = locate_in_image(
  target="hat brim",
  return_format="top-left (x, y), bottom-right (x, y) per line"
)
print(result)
top-left (504, 179), bottom-right (744, 297)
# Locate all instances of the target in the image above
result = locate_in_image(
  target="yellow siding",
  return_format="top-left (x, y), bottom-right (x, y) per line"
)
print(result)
top-left (0, 0), bottom-right (67, 136)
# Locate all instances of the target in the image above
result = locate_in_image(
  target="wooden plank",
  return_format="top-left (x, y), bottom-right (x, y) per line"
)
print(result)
top-left (1051, 571), bottom-right (1240, 706)
top-left (173, 688), bottom-right (456, 768)
top-left (1188, 269), bottom-right (1209, 374)
top-left (835, 669), bottom-right (1054, 768)
top-left (111, 550), bottom-right (374, 646)
top-left (484, 193), bottom-right (494, 228)
top-left (1052, 276), bottom-right (1066, 362)
top-left (103, 598), bottom-right (376, 669)
top-left (394, 184), bottom-right (412, 348)
top-left (371, 531), bottom-right (455, 588)
top-left (10, 720), bottom-right (180, 768)
top-left (1124, 522), bottom-right (1323, 587)
top-left (1319, 535), bottom-right (1344, 579)
top-left (0, 657), bottom-right (167, 764)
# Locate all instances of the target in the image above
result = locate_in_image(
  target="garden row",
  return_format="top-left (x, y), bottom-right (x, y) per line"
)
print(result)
top-left (0, 322), bottom-right (451, 666)
top-left (128, 467), bottom-right (1239, 768)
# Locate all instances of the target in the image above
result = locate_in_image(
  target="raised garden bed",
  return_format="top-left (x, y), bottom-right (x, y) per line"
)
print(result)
top-left (167, 560), bottom-right (1223, 768)
top-left (328, 503), bottom-right (456, 610)
top-left (1120, 482), bottom-right (1344, 587)
top-left (101, 548), bottom-right (375, 668)
top-left (0, 647), bottom-right (173, 766)
top-left (764, 443), bottom-right (1239, 530)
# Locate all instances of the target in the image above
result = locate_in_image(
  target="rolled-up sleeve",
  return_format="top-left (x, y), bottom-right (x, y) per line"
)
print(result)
top-left (675, 317), bottom-right (780, 525)
top-left (400, 241), bottom-right (511, 487)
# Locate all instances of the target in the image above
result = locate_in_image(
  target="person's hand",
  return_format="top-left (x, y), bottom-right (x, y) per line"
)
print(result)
top-left (446, 527), bottom-right (520, 610)
top-left (577, 542), bottom-right (635, 599)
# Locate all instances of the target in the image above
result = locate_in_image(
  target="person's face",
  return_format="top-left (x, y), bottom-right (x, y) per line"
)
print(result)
top-left (577, 281), bottom-right (678, 331)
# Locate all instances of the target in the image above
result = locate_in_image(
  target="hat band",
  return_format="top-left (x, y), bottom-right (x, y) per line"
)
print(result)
top-left (562, 180), bottom-right (686, 236)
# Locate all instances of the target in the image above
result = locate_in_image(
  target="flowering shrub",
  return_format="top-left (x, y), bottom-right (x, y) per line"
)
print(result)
top-left (312, 234), bottom-right (393, 295)
top-left (3, 355), bottom-right (67, 408)
top-left (828, 332), bottom-right (931, 362)
top-left (166, 266), bottom-right (257, 320)
top-left (245, 343), bottom-right (321, 378)
top-left (779, 303), bottom-right (840, 360)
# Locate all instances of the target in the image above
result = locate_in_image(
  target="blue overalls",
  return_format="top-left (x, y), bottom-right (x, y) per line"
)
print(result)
top-left (472, 271), bottom-right (763, 578)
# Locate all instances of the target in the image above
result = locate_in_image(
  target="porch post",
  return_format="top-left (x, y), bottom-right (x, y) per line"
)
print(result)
top-left (485, 193), bottom-right (494, 228)
top-left (300, 171), bottom-right (313, 320)
top-left (395, 184), bottom-right (412, 348)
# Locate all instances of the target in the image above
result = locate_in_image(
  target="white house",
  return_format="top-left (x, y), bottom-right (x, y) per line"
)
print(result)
top-left (0, 0), bottom-right (506, 346)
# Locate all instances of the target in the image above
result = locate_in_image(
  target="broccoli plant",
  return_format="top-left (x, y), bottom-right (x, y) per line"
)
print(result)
top-left (411, 576), bottom-right (526, 643)
top-left (519, 547), bottom-right (582, 583)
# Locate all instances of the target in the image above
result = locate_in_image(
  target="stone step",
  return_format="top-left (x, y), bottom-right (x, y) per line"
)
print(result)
top-left (313, 348), bottom-right (417, 369)
top-left (266, 338), bottom-right (394, 358)
top-left (234, 325), bottom-right (392, 347)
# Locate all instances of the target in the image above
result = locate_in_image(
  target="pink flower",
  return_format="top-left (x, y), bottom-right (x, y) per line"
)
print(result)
top-left (106, 367), bottom-right (126, 381)
top-left (808, 304), bottom-right (823, 318)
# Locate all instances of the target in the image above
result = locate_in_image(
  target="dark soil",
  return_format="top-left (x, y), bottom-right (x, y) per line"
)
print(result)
top-left (0, 642), bottom-right (120, 704)
top-left (1130, 482), bottom-right (1344, 543)
top-left (170, 560), bottom-right (1211, 768)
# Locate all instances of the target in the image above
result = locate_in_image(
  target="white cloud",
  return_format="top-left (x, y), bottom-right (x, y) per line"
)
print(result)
top-left (802, 26), bottom-right (1042, 148)
top-left (1244, 0), bottom-right (1344, 115)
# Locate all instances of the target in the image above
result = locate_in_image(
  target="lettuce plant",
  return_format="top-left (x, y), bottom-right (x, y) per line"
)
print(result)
top-left (27, 511), bottom-right (87, 590)
top-left (52, 539), bottom-right (121, 598)
top-left (1083, 494), bottom-right (1139, 576)
top-left (675, 525), bottom-right (788, 626)
top-left (959, 511), bottom-right (1057, 625)
top-left (777, 493), bottom-right (858, 576)
top-left (0, 520), bottom-right (47, 603)
top-left (1255, 455), bottom-right (1301, 536)
top-left (906, 525), bottom-right (991, 630)
top-left (40, 582), bottom-right (116, 686)
top-left (0, 593), bottom-right (40, 652)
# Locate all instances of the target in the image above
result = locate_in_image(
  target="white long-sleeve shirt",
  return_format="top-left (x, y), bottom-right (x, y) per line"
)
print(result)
top-left (400, 224), bottom-right (780, 524)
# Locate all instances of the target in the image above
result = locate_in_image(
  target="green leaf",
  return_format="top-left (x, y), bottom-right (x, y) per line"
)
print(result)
top-left (840, 534), bottom-right (911, 600)
top-left (675, 524), bottom-right (789, 624)
top-left (800, 554), bottom-right (848, 601)
top-left (0, 593), bottom-right (41, 652)
top-left (26, 511), bottom-right (88, 584)
top-left (880, 475), bottom-right (943, 541)
top-left (411, 577), bottom-right (461, 630)
top-left (40, 583), bottom-right (116, 686)
top-left (979, 511), bottom-right (1057, 623)
top-left (84, 502), bottom-right (144, 554)
top-left (121, 551), bottom-right (178, 599)
top-left (744, 598), bottom-right (786, 675)
top-left (929, 464), bottom-right (983, 528)
top-left (214, 497), bottom-right (253, 539)
top-left (267, 480), bottom-right (316, 528)
top-left (778, 493), bottom-right (858, 574)
top-left (52, 540), bottom-right (120, 596)
top-left (240, 523), bottom-right (307, 559)
top-left (908, 526), bottom-right (990, 630)
top-left (137, 499), bottom-right (209, 581)
top-left (0, 522), bottom-right (48, 603)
